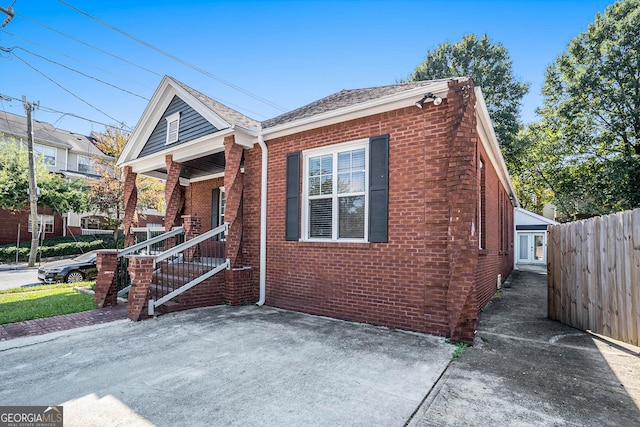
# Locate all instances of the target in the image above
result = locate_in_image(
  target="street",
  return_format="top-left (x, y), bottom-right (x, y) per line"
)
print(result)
top-left (0, 267), bottom-right (41, 290)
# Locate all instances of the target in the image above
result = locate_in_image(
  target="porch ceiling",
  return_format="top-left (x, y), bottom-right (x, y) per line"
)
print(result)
top-left (154, 152), bottom-right (228, 180)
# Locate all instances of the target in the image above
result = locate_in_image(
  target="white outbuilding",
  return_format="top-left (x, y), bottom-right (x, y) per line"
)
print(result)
top-left (514, 207), bottom-right (559, 268)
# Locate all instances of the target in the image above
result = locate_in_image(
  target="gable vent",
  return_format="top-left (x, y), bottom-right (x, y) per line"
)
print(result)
top-left (165, 112), bottom-right (180, 145)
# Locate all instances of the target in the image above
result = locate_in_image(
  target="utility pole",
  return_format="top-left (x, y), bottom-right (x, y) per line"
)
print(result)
top-left (23, 96), bottom-right (40, 267)
top-left (0, 4), bottom-right (14, 28)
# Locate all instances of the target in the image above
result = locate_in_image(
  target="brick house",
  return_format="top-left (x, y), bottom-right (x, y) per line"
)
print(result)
top-left (112, 75), bottom-right (517, 343)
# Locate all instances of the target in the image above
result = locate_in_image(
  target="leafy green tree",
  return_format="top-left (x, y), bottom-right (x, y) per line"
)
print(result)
top-left (89, 128), bottom-right (164, 228)
top-left (408, 34), bottom-right (529, 169)
top-left (537, 0), bottom-right (640, 216)
top-left (0, 137), bottom-right (89, 213)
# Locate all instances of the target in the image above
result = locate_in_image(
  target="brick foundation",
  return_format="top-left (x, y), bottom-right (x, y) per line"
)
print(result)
top-left (225, 268), bottom-right (254, 305)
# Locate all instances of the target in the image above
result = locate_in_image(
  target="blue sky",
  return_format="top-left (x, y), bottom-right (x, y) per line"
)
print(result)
top-left (0, 0), bottom-right (614, 135)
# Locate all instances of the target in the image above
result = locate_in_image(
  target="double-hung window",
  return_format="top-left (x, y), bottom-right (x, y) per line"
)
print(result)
top-left (303, 140), bottom-right (368, 241)
top-left (77, 155), bottom-right (95, 174)
top-left (34, 143), bottom-right (56, 166)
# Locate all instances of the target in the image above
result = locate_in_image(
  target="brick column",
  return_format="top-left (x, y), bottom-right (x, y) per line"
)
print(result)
top-left (126, 255), bottom-right (155, 321)
top-left (444, 79), bottom-right (480, 345)
top-left (223, 135), bottom-right (244, 269)
top-left (94, 250), bottom-right (118, 308)
top-left (122, 166), bottom-right (138, 247)
top-left (164, 155), bottom-right (184, 232)
top-left (182, 215), bottom-right (201, 262)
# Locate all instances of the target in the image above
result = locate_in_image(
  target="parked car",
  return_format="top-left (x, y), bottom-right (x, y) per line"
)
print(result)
top-left (37, 251), bottom-right (98, 283)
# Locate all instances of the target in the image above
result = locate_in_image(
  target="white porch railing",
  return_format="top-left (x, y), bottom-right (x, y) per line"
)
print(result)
top-left (115, 227), bottom-right (186, 297)
top-left (148, 223), bottom-right (229, 315)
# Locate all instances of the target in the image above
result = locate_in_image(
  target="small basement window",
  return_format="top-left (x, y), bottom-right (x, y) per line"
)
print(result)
top-left (165, 112), bottom-right (180, 145)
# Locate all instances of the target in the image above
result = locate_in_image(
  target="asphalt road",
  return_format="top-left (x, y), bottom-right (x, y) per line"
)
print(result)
top-left (0, 267), bottom-right (41, 290)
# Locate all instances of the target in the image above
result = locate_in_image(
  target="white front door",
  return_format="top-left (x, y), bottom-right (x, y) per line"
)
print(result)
top-left (517, 232), bottom-right (546, 264)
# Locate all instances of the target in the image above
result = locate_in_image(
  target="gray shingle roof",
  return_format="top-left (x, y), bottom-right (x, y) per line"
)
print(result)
top-left (261, 78), bottom-right (455, 129)
top-left (0, 110), bottom-right (108, 157)
top-left (169, 76), bottom-right (260, 130)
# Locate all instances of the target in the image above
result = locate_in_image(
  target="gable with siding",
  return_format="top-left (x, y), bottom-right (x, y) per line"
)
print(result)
top-left (138, 96), bottom-right (219, 158)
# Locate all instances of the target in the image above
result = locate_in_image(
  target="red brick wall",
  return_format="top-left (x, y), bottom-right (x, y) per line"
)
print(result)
top-left (0, 207), bottom-right (64, 245)
top-left (475, 142), bottom-right (515, 310)
top-left (243, 101), bottom-right (453, 337)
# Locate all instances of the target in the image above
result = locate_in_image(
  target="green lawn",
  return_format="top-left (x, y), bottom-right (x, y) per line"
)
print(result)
top-left (0, 282), bottom-right (96, 324)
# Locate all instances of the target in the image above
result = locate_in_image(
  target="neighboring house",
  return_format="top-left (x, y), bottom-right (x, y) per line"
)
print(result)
top-left (113, 75), bottom-right (517, 343)
top-left (514, 207), bottom-right (559, 268)
top-left (0, 111), bottom-right (113, 244)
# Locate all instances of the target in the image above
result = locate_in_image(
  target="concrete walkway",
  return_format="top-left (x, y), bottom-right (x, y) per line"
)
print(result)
top-left (408, 269), bottom-right (640, 427)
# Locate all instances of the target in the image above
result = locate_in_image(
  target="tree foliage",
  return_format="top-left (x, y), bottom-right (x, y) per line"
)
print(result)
top-left (89, 128), bottom-right (164, 227)
top-left (535, 0), bottom-right (640, 217)
top-left (408, 34), bottom-right (529, 169)
top-left (0, 138), bottom-right (89, 213)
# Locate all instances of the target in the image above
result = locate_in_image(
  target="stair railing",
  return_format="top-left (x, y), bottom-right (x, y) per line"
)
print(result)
top-left (148, 223), bottom-right (228, 315)
top-left (115, 226), bottom-right (185, 297)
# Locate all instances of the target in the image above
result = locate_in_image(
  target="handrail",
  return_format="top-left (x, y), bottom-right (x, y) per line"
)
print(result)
top-left (118, 227), bottom-right (185, 258)
top-left (154, 223), bottom-right (228, 266)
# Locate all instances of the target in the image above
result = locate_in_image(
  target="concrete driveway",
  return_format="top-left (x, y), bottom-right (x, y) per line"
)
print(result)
top-left (0, 305), bottom-right (453, 426)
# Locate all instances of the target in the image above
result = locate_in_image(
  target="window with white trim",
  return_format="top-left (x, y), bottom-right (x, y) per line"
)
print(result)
top-left (34, 143), bottom-right (56, 166)
top-left (302, 140), bottom-right (368, 241)
top-left (165, 112), bottom-right (180, 145)
top-left (77, 155), bottom-right (95, 174)
top-left (28, 215), bottom-right (54, 233)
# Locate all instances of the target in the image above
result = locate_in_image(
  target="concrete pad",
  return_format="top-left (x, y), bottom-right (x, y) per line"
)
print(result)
top-left (0, 305), bottom-right (453, 426)
top-left (408, 270), bottom-right (640, 427)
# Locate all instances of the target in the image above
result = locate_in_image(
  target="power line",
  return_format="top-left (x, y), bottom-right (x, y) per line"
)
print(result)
top-left (57, 0), bottom-right (288, 112)
top-left (15, 12), bottom-right (162, 77)
top-left (1, 28), bottom-right (154, 90)
top-left (3, 45), bottom-right (150, 101)
top-left (11, 54), bottom-right (130, 128)
top-left (1, 93), bottom-right (126, 130)
top-left (9, 13), bottom-right (270, 120)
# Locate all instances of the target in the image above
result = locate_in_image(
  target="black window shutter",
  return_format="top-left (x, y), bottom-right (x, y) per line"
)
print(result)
top-left (211, 188), bottom-right (220, 229)
top-left (285, 152), bottom-right (301, 241)
top-left (369, 134), bottom-right (389, 243)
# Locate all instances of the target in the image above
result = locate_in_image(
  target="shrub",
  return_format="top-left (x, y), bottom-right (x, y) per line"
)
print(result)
top-left (0, 234), bottom-right (125, 263)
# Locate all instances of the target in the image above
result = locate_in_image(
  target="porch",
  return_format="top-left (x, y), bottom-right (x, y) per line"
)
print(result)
top-left (94, 133), bottom-right (257, 320)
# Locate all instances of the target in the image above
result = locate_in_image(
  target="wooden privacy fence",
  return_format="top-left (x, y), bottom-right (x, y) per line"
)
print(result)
top-left (548, 209), bottom-right (640, 346)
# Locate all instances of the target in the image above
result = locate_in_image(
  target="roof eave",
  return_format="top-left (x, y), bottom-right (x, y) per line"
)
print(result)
top-left (261, 81), bottom-right (450, 140)
top-left (475, 87), bottom-right (519, 208)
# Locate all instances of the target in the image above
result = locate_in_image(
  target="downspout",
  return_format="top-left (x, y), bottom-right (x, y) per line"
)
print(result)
top-left (256, 133), bottom-right (268, 306)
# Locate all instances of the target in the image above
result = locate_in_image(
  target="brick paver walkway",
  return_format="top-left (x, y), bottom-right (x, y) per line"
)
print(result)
top-left (0, 304), bottom-right (128, 341)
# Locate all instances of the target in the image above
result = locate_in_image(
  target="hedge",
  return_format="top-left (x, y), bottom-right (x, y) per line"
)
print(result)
top-left (0, 234), bottom-right (125, 263)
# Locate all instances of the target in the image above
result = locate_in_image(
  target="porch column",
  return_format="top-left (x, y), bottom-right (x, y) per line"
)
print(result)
top-left (223, 135), bottom-right (244, 268)
top-left (94, 250), bottom-right (118, 308)
top-left (164, 154), bottom-right (184, 232)
top-left (223, 135), bottom-right (254, 305)
top-left (122, 166), bottom-right (138, 247)
top-left (127, 255), bottom-right (155, 321)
